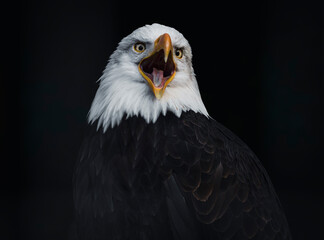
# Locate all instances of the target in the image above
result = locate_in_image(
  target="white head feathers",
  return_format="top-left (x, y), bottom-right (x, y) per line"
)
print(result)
top-left (88, 23), bottom-right (209, 131)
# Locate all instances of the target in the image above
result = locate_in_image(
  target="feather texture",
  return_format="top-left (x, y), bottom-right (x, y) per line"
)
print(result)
top-left (73, 111), bottom-right (291, 240)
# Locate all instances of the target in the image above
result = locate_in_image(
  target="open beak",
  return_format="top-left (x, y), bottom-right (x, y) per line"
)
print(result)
top-left (138, 33), bottom-right (176, 99)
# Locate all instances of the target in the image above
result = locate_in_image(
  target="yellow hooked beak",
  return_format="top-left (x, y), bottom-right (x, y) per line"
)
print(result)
top-left (138, 33), bottom-right (176, 99)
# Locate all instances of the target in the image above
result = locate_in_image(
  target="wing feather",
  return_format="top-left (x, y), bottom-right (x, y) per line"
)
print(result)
top-left (164, 111), bottom-right (291, 239)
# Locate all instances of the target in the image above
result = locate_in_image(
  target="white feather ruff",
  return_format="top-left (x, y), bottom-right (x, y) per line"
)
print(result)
top-left (88, 24), bottom-right (209, 131)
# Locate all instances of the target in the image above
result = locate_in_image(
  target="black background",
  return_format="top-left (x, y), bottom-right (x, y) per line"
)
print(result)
top-left (1, 0), bottom-right (323, 239)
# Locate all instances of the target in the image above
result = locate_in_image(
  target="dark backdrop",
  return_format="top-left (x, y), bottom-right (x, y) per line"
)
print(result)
top-left (2, 0), bottom-right (323, 239)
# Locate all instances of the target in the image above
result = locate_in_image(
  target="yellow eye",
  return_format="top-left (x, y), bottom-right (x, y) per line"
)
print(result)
top-left (175, 48), bottom-right (183, 59)
top-left (134, 43), bottom-right (146, 53)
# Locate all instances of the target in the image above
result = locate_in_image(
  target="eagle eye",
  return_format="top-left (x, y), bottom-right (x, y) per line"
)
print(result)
top-left (175, 48), bottom-right (183, 59)
top-left (134, 43), bottom-right (146, 53)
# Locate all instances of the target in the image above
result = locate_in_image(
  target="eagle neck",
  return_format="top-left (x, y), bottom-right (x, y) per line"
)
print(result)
top-left (87, 61), bottom-right (209, 132)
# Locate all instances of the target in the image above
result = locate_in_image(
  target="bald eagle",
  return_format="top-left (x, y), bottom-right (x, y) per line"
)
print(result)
top-left (73, 24), bottom-right (291, 240)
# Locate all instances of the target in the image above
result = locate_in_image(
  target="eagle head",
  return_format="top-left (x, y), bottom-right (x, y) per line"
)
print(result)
top-left (88, 23), bottom-right (208, 130)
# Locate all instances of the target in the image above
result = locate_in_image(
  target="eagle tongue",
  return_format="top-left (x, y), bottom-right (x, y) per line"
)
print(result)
top-left (152, 67), bottom-right (164, 87)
